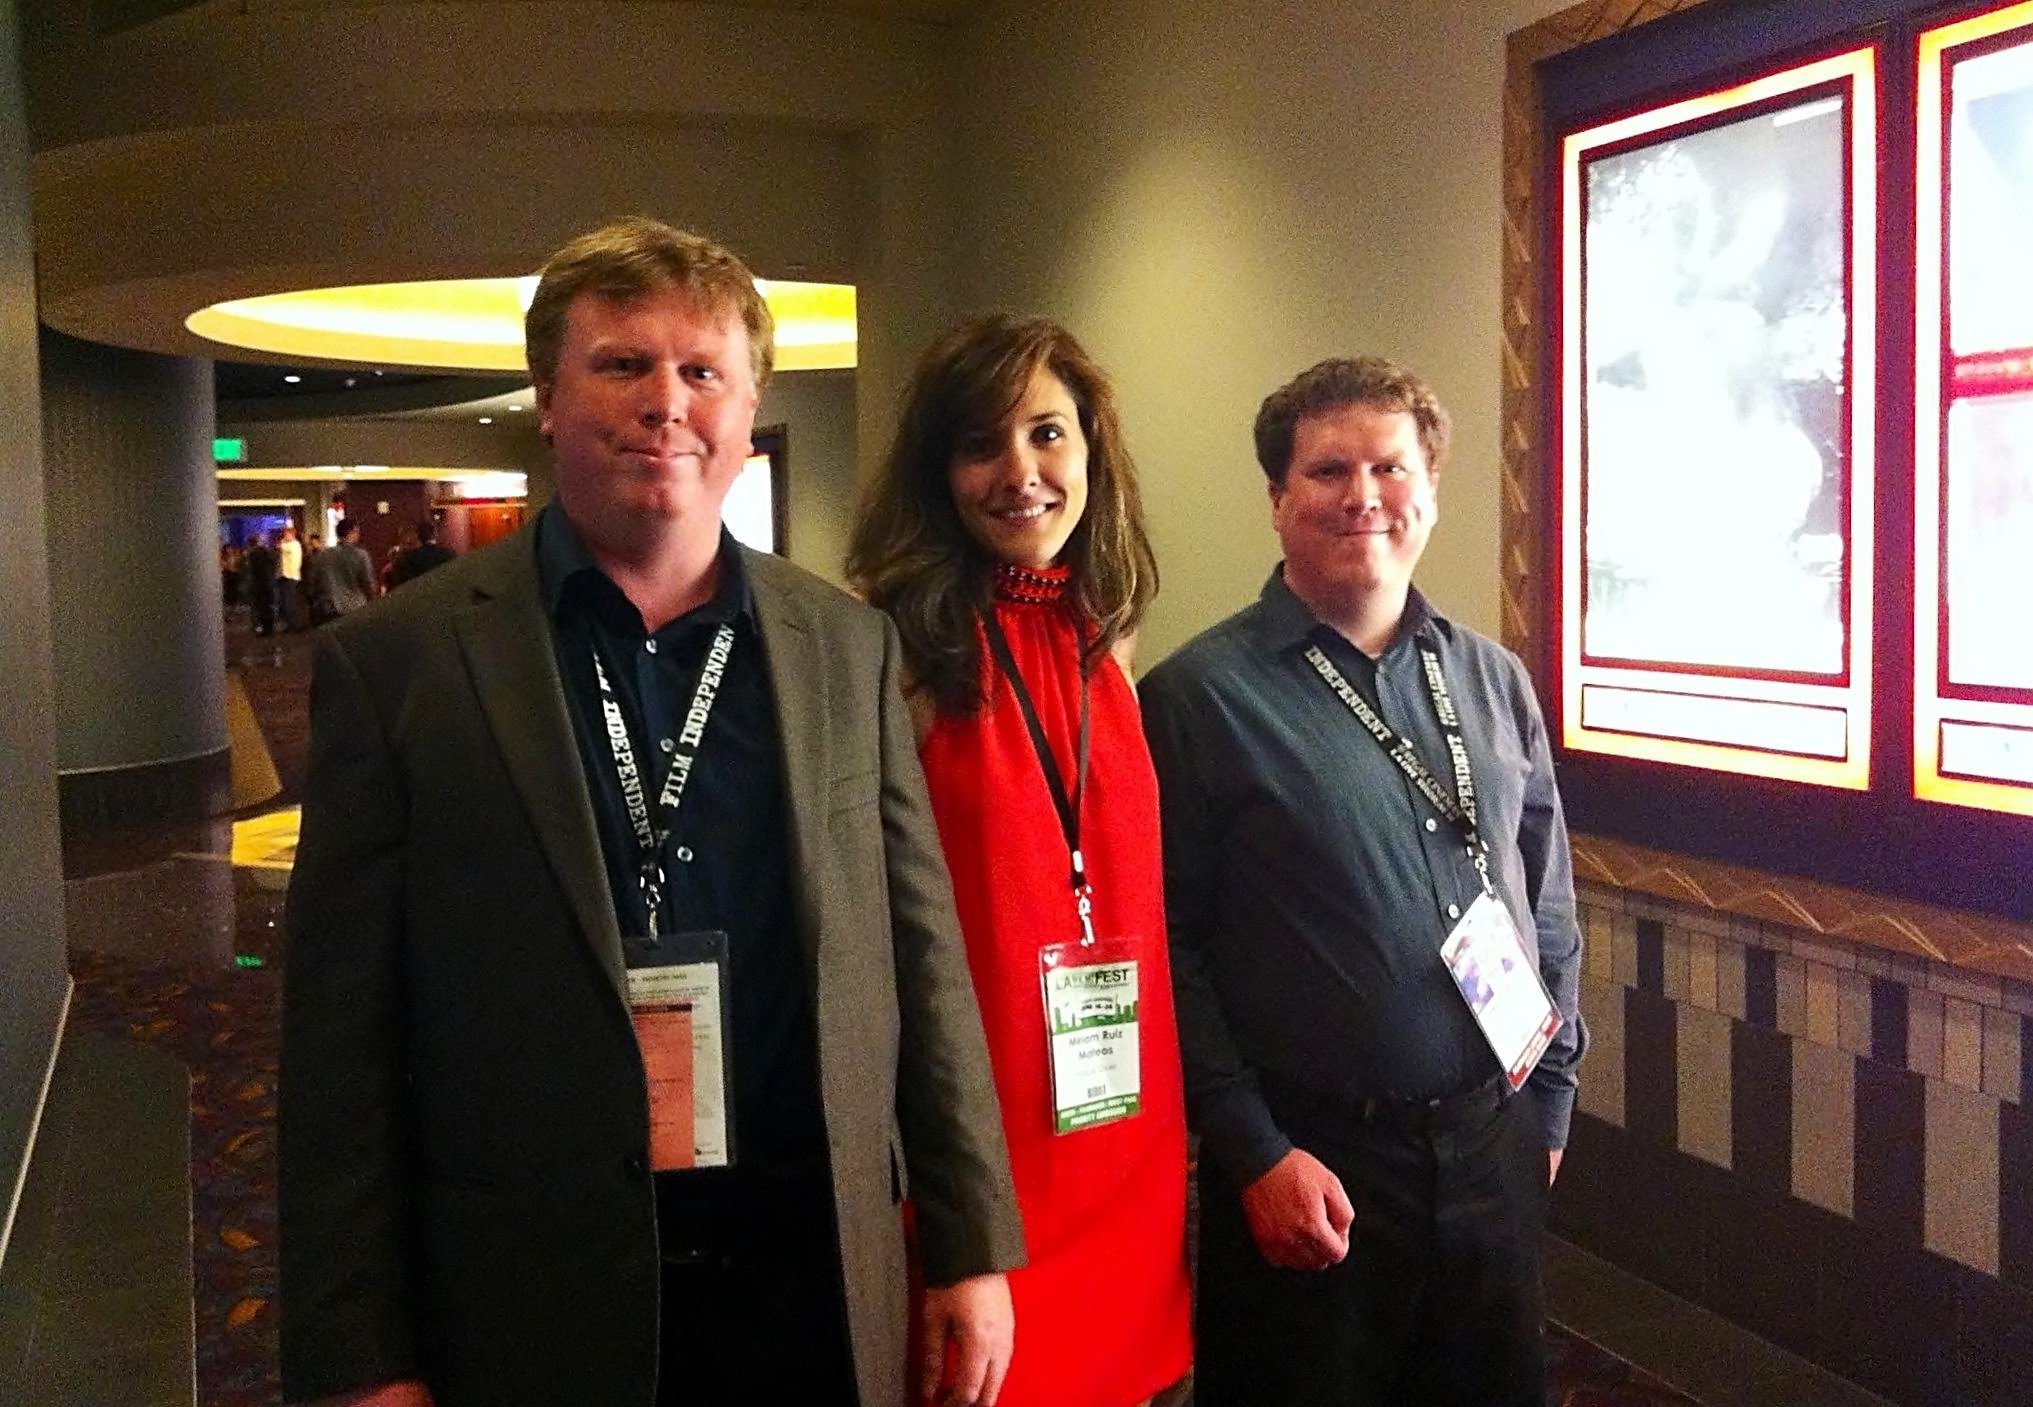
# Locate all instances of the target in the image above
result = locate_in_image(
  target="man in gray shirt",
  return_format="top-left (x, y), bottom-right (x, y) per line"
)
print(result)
top-left (1142, 356), bottom-right (1585, 1406)
top-left (307, 517), bottom-right (376, 621)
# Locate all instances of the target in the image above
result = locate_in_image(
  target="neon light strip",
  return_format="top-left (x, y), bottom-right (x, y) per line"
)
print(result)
top-left (1914, 1), bottom-right (2033, 816)
top-left (1559, 47), bottom-right (1876, 790)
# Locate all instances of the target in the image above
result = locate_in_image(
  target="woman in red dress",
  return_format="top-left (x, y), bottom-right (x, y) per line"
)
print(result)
top-left (848, 314), bottom-right (1192, 1407)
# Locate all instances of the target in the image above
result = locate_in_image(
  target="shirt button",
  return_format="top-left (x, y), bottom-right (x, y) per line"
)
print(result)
top-left (1424, 818), bottom-right (1438, 832)
top-left (1447, 903), bottom-right (1462, 920)
top-left (644, 639), bottom-right (658, 654)
top-left (660, 738), bottom-right (675, 753)
top-left (675, 845), bottom-right (695, 863)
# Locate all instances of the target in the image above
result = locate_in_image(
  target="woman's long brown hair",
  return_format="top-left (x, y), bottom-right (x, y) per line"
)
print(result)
top-left (846, 314), bottom-right (1159, 716)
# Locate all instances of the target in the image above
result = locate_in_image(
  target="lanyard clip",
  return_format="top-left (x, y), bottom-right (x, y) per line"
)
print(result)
top-left (642, 862), bottom-right (665, 943)
top-left (1071, 848), bottom-right (1097, 946)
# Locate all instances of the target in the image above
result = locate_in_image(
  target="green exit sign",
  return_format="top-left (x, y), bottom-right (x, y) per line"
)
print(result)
top-left (213, 437), bottom-right (247, 463)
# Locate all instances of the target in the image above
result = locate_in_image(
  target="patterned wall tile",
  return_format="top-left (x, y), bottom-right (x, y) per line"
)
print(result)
top-left (1636, 918), bottom-right (1664, 990)
top-left (1625, 989), bottom-right (1678, 1149)
top-left (1910, 989), bottom-right (1947, 1079)
top-left (1855, 947), bottom-right (1895, 980)
top-left (2024, 1014), bottom-right (2033, 1110)
top-left (1792, 1040), bottom-right (1855, 1217)
top-left (1717, 937), bottom-right (1748, 1021)
top-left (1686, 930), bottom-right (1719, 1012)
top-left (1578, 974), bottom-right (1626, 1128)
top-left (1677, 1003), bottom-right (1732, 1170)
top-left (1871, 978), bottom-right (1909, 1067)
top-left (1583, 904), bottom-right (1615, 983)
top-left (2003, 1099), bottom-right (2033, 1292)
top-left (1613, 914), bottom-right (1640, 989)
top-left (1732, 1021), bottom-right (1793, 1196)
top-left (1563, 835), bottom-right (2033, 985)
top-left (1932, 966), bottom-right (2005, 1009)
top-left (1837, 970), bottom-right (1872, 1057)
top-left (1945, 998), bottom-right (1985, 1091)
top-left (1796, 933), bottom-right (1857, 972)
top-left (1854, 1061), bottom-right (1925, 1244)
top-left (1775, 953), bottom-right (1807, 1038)
top-left (1745, 945), bottom-right (1777, 1027)
top-left (1682, 907), bottom-right (1731, 939)
top-left (1662, 927), bottom-right (1690, 1002)
top-left (1729, 915), bottom-right (1766, 954)
top-left (1983, 1007), bottom-right (2022, 1104)
top-left (1805, 961), bottom-right (1840, 1047)
top-left (1925, 1081), bottom-right (2001, 1275)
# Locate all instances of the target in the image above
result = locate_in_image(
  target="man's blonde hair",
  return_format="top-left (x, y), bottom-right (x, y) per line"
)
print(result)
top-left (524, 216), bottom-right (775, 388)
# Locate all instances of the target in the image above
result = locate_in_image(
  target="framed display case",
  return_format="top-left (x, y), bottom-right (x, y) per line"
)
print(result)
top-left (1558, 47), bottom-right (1877, 788)
top-left (1508, 0), bottom-right (2033, 921)
top-left (1914, 1), bottom-right (2033, 815)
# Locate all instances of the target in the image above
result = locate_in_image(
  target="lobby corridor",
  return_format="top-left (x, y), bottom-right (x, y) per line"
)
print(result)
top-left (0, 616), bottom-right (1865, 1407)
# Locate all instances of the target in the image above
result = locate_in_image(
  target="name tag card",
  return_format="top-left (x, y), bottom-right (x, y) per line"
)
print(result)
top-left (625, 930), bottom-right (732, 1171)
top-left (1039, 940), bottom-right (1141, 1134)
top-left (1440, 893), bottom-right (1562, 1091)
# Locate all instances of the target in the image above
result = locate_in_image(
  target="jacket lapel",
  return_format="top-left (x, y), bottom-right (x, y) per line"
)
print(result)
top-left (745, 549), bottom-right (828, 974)
top-left (454, 530), bottom-right (628, 1003)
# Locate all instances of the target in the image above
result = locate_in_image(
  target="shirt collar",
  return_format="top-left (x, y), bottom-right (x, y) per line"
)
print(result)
top-left (1254, 565), bottom-right (1450, 658)
top-left (536, 502), bottom-right (753, 633)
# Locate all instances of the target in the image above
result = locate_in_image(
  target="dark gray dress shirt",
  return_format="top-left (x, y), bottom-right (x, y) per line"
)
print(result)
top-left (1141, 570), bottom-right (1587, 1187)
top-left (536, 506), bottom-right (825, 1169)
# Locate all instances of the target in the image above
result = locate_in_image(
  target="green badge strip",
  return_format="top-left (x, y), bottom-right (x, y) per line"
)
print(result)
top-left (1043, 957), bottom-right (1141, 1134)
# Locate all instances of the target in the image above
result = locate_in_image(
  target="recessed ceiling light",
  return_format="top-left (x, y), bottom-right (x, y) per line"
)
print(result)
top-left (344, 377), bottom-right (357, 388)
top-left (478, 416), bottom-right (493, 424)
top-left (187, 278), bottom-right (856, 373)
top-left (507, 403), bottom-right (524, 412)
top-left (283, 374), bottom-right (301, 383)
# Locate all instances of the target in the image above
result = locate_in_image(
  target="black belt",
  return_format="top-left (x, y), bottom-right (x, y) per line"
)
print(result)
top-left (1263, 1071), bottom-right (1510, 1140)
top-left (1353, 1073), bottom-right (1509, 1135)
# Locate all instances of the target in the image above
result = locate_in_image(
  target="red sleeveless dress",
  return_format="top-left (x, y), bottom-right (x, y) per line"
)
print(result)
top-left (916, 564), bottom-right (1192, 1407)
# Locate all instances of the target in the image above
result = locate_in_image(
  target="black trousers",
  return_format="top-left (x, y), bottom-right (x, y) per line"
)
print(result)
top-left (1195, 1082), bottom-right (1549, 1407)
top-left (251, 581), bottom-right (277, 634)
top-left (653, 1161), bottom-right (858, 1406)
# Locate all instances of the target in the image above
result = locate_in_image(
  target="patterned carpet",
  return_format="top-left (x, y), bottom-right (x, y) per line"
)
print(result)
top-left (57, 613), bottom-right (1698, 1406)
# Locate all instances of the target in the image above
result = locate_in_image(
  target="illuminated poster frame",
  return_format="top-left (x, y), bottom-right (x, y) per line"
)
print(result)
top-left (1915, 1), bottom-right (2033, 817)
top-left (725, 424), bottom-right (790, 555)
top-left (1557, 47), bottom-right (1878, 790)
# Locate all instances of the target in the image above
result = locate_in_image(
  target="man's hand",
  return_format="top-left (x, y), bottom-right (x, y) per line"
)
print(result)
top-left (920, 1272), bottom-right (1014, 1406)
top-left (1549, 1147), bottom-right (1565, 1185)
top-left (1240, 1148), bottom-right (1355, 1271)
top-left (308, 1381), bottom-right (432, 1407)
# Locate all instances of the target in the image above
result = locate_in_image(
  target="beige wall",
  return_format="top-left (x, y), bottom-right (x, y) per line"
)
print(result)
top-left (957, 0), bottom-right (1568, 664)
top-left (757, 368), bottom-right (859, 583)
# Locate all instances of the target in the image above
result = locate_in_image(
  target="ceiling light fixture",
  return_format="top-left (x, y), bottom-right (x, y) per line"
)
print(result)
top-left (283, 374), bottom-right (302, 383)
top-left (187, 276), bottom-right (856, 373)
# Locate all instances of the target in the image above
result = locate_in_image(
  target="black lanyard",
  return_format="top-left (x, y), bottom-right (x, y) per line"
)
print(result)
top-left (591, 621), bottom-right (737, 939)
top-left (981, 612), bottom-right (1096, 945)
top-left (1303, 637), bottom-right (1496, 897)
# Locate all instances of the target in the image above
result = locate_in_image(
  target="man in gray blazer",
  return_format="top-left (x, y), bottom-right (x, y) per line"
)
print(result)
top-left (280, 218), bottom-right (1023, 1407)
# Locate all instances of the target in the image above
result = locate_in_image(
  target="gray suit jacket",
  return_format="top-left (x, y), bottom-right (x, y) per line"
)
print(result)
top-left (279, 525), bottom-right (1023, 1406)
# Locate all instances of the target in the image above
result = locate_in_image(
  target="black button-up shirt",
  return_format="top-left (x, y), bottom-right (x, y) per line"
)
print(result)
top-left (1141, 570), bottom-right (1587, 1186)
top-left (536, 506), bottom-right (825, 1169)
